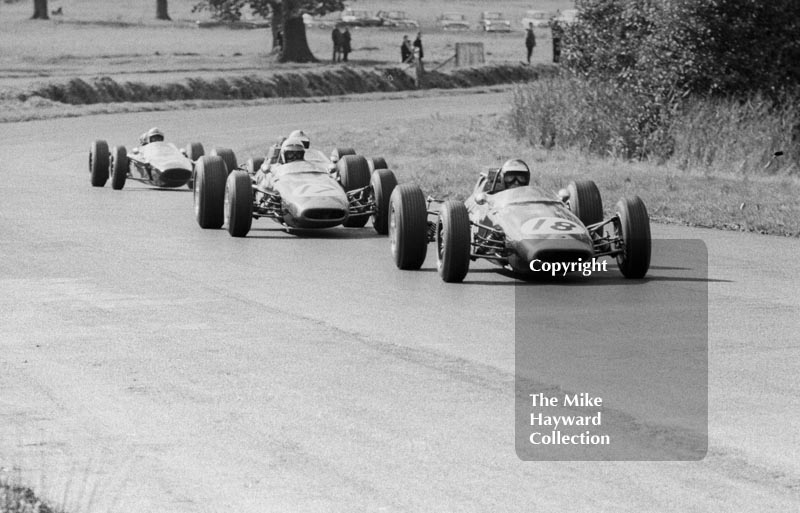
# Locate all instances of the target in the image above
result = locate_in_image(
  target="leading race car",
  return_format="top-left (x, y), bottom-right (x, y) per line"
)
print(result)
top-left (193, 135), bottom-right (398, 237)
top-left (89, 127), bottom-right (214, 190)
top-left (388, 159), bottom-right (651, 283)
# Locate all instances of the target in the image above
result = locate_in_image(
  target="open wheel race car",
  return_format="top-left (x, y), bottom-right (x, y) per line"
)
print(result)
top-left (388, 162), bottom-right (651, 283)
top-left (88, 136), bottom-right (223, 190)
top-left (192, 141), bottom-right (398, 237)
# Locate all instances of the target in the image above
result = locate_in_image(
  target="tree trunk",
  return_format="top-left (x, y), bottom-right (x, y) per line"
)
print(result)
top-left (270, 8), bottom-right (283, 53)
top-left (279, 10), bottom-right (316, 62)
top-left (32, 0), bottom-right (49, 19)
top-left (156, 0), bottom-right (171, 21)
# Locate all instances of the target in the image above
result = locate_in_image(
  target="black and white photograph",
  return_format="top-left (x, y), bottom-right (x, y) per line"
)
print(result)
top-left (1, 0), bottom-right (799, 511)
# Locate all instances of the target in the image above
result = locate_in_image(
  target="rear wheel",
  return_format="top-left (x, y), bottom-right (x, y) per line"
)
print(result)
top-left (369, 157), bottom-right (388, 172)
top-left (338, 155), bottom-right (372, 228)
top-left (211, 147), bottom-right (238, 174)
top-left (331, 147), bottom-right (356, 163)
top-left (110, 145), bottom-right (128, 190)
top-left (615, 196), bottom-right (651, 278)
top-left (185, 142), bottom-right (205, 189)
top-left (389, 183), bottom-right (428, 270)
top-left (225, 170), bottom-right (253, 237)
top-left (194, 155), bottom-right (228, 229)
top-left (370, 168), bottom-right (397, 235)
top-left (89, 140), bottom-right (109, 187)
top-left (436, 200), bottom-right (471, 283)
top-left (567, 180), bottom-right (603, 226)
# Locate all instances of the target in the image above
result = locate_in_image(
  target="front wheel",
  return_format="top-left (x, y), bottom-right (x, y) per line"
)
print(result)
top-left (110, 145), bottom-right (128, 190)
top-left (89, 140), bottom-right (109, 187)
top-left (389, 183), bottom-right (428, 270)
top-left (615, 196), bottom-right (651, 278)
top-left (339, 155), bottom-right (372, 228)
top-left (194, 155), bottom-right (228, 229)
top-left (567, 180), bottom-right (603, 226)
top-left (436, 200), bottom-right (471, 283)
top-left (185, 142), bottom-right (205, 189)
top-left (371, 168), bottom-right (397, 235)
top-left (225, 170), bottom-right (253, 237)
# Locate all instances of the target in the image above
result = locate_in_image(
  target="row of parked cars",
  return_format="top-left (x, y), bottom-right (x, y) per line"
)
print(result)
top-left (305, 9), bottom-right (578, 31)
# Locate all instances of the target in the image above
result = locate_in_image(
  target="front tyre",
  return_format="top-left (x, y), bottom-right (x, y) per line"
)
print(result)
top-left (615, 196), bottom-right (651, 278)
top-left (338, 155), bottom-right (372, 228)
top-left (110, 145), bottom-right (128, 190)
top-left (567, 180), bottom-right (603, 226)
top-left (225, 171), bottom-right (253, 237)
top-left (371, 168), bottom-right (397, 235)
top-left (185, 142), bottom-right (205, 189)
top-left (436, 200), bottom-right (471, 283)
top-left (194, 155), bottom-right (228, 229)
top-left (389, 183), bottom-right (428, 270)
top-left (89, 140), bottom-right (109, 187)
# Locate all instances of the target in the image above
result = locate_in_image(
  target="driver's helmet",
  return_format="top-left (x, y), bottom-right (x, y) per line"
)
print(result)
top-left (146, 127), bottom-right (165, 143)
top-left (497, 159), bottom-right (531, 190)
top-left (288, 129), bottom-right (310, 149)
top-left (280, 138), bottom-right (306, 163)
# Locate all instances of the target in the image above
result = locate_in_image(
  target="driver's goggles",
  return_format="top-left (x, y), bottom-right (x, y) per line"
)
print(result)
top-left (504, 173), bottom-right (529, 186)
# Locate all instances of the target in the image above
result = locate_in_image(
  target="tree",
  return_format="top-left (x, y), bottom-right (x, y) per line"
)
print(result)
top-left (193, 0), bottom-right (345, 62)
top-left (156, 0), bottom-right (171, 20)
top-left (32, 0), bottom-right (48, 19)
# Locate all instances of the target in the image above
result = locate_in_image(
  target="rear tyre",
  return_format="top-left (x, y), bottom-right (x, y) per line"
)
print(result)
top-left (369, 156), bottom-right (388, 172)
top-left (211, 147), bottom-right (238, 174)
top-left (567, 180), bottom-right (603, 226)
top-left (338, 155), bottom-right (372, 228)
top-left (90, 140), bottom-right (109, 187)
top-left (246, 157), bottom-right (265, 175)
top-left (370, 168), bottom-right (397, 235)
top-left (436, 200), bottom-right (471, 283)
top-left (110, 145), bottom-right (128, 190)
top-left (389, 183), bottom-right (428, 270)
top-left (615, 196), bottom-right (651, 279)
top-left (185, 142), bottom-right (205, 189)
top-left (194, 155), bottom-right (228, 229)
top-left (225, 170), bottom-right (253, 237)
top-left (331, 147), bottom-right (356, 163)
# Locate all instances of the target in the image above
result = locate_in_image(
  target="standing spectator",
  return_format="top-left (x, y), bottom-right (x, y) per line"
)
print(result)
top-left (413, 32), bottom-right (424, 71)
top-left (332, 26), bottom-right (342, 62)
top-left (401, 35), bottom-right (413, 63)
top-left (551, 20), bottom-right (563, 63)
top-left (525, 23), bottom-right (536, 64)
top-left (341, 27), bottom-right (352, 62)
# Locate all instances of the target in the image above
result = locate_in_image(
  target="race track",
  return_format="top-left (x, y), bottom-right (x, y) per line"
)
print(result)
top-left (1, 94), bottom-right (799, 512)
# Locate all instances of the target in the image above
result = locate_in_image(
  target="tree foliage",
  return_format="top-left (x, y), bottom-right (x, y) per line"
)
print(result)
top-left (193, 0), bottom-right (345, 62)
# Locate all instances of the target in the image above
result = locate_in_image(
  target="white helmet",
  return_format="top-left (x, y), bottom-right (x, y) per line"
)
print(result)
top-left (280, 138), bottom-right (306, 163)
top-left (288, 130), bottom-right (310, 149)
top-left (146, 127), bottom-right (165, 143)
top-left (499, 159), bottom-right (531, 188)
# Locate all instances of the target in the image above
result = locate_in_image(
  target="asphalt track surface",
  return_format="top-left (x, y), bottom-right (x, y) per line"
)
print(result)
top-left (1, 94), bottom-right (799, 512)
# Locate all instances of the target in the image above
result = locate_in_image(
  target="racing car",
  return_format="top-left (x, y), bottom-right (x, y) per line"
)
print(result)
top-left (193, 137), bottom-right (398, 237)
top-left (89, 128), bottom-right (224, 190)
top-left (388, 159), bottom-right (651, 283)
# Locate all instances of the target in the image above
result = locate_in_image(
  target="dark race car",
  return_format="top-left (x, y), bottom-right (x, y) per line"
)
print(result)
top-left (387, 160), bottom-right (651, 283)
top-left (193, 137), bottom-right (398, 238)
top-left (89, 128), bottom-right (214, 190)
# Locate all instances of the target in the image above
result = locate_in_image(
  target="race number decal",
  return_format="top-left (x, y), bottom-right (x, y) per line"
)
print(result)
top-left (521, 217), bottom-right (580, 235)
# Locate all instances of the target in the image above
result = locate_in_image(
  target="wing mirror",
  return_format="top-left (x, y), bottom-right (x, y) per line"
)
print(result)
top-left (558, 188), bottom-right (569, 203)
top-left (474, 193), bottom-right (487, 205)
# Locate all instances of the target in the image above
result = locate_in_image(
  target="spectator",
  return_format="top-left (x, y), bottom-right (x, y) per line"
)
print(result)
top-left (332, 26), bottom-right (342, 62)
top-left (525, 23), bottom-right (536, 64)
top-left (341, 27), bottom-right (352, 62)
top-left (413, 32), bottom-right (424, 72)
top-left (401, 35), bottom-right (413, 63)
top-left (551, 20), bottom-right (563, 63)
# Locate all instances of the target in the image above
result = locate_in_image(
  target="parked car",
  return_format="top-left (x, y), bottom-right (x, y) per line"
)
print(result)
top-left (340, 9), bottom-right (383, 27)
top-left (553, 9), bottom-right (579, 25)
top-left (521, 10), bottom-right (552, 28)
top-left (437, 12), bottom-right (470, 30)
top-left (376, 10), bottom-right (419, 29)
top-left (479, 12), bottom-right (511, 32)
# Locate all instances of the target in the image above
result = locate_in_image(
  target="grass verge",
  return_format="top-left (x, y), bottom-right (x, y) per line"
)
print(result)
top-left (1, 481), bottom-right (57, 513)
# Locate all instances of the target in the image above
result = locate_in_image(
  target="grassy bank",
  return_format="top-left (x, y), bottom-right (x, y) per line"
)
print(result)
top-left (233, 110), bottom-right (799, 237)
top-left (1, 481), bottom-right (56, 513)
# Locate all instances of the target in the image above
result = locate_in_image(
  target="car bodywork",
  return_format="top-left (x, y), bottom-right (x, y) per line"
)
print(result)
top-left (89, 138), bottom-right (204, 190)
top-left (521, 10), bottom-right (552, 28)
top-left (480, 12), bottom-right (512, 32)
top-left (388, 168), bottom-right (652, 282)
top-left (376, 10), bottom-right (419, 28)
top-left (437, 12), bottom-right (470, 30)
top-left (340, 9), bottom-right (383, 27)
